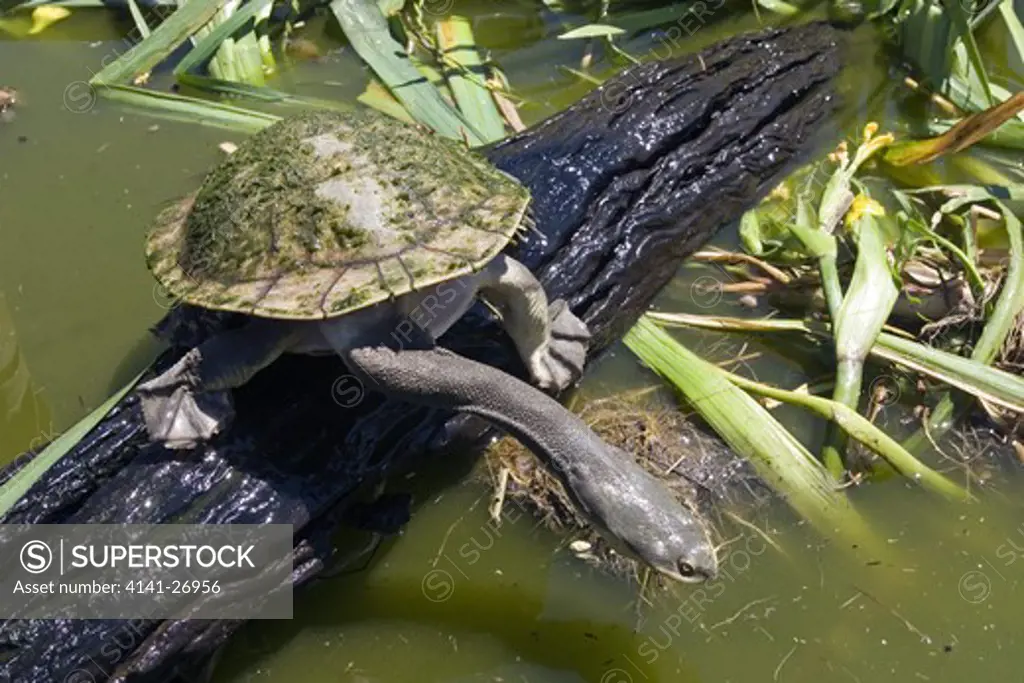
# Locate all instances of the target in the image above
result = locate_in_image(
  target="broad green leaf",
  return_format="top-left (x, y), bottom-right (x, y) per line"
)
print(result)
top-left (834, 211), bottom-right (899, 366)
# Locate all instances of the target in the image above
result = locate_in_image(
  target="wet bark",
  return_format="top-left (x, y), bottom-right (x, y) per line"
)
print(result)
top-left (0, 22), bottom-right (843, 683)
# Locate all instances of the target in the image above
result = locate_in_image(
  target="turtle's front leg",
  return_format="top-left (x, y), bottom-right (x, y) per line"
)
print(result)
top-left (137, 320), bottom-right (298, 449)
top-left (477, 254), bottom-right (590, 392)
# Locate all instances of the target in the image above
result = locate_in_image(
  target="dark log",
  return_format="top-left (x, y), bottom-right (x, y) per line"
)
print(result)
top-left (0, 22), bottom-right (844, 683)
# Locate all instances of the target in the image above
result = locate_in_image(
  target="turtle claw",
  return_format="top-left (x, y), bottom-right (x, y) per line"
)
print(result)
top-left (137, 357), bottom-right (234, 450)
top-left (528, 299), bottom-right (591, 392)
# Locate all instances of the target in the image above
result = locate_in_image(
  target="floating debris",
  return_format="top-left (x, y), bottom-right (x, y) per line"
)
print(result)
top-left (0, 87), bottom-right (16, 113)
top-left (1, 87), bottom-right (17, 123)
top-left (568, 539), bottom-right (592, 554)
top-left (284, 37), bottom-right (324, 62)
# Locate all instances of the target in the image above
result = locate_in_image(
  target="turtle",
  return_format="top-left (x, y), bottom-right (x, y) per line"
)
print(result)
top-left (137, 109), bottom-right (717, 583)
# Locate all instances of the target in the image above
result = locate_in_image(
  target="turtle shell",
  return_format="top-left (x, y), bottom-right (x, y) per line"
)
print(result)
top-left (145, 109), bottom-right (530, 319)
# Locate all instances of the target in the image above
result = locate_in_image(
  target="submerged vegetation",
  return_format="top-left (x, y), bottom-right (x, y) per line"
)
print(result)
top-left (0, 0), bottom-right (1021, 580)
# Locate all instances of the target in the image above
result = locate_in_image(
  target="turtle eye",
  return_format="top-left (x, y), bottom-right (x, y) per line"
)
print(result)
top-left (678, 561), bottom-right (697, 578)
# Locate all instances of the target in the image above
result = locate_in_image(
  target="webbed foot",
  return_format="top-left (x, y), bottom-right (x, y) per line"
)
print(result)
top-left (527, 299), bottom-right (591, 392)
top-left (137, 351), bottom-right (235, 450)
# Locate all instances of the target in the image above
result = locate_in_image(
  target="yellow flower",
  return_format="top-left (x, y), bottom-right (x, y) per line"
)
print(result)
top-left (845, 194), bottom-right (886, 229)
top-left (862, 121), bottom-right (880, 144)
top-left (828, 140), bottom-right (849, 166)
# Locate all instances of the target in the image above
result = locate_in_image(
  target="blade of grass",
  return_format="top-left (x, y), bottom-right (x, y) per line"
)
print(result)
top-left (789, 195), bottom-right (843, 320)
top-left (0, 372), bottom-right (144, 520)
top-left (221, 0), bottom-right (266, 87)
top-left (358, 78), bottom-right (418, 124)
top-left (926, 118), bottom-right (1024, 150)
top-left (176, 71), bottom-right (348, 110)
top-left (254, 0), bottom-right (275, 74)
top-left (211, 5), bottom-right (242, 83)
top-left (720, 367), bottom-right (969, 501)
top-left (999, 0), bottom-right (1024, 63)
top-left (125, 0), bottom-right (152, 39)
top-left (624, 317), bottom-right (878, 547)
top-left (901, 183), bottom-right (1024, 204)
top-left (92, 83), bottom-right (280, 132)
top-left (944, 73), bottom-right (1022, 117)
top-left (755, 0), bottom-right (801, 16)
top-left (823, 206), bottom-right (900, 477)
top-left (902, 200), bottom-right (1024, 452)
top-left (942, 0), bottom-right (993, 105)
top-left (648, 312), bottom-right (1024, 413)
top-left (90, 0), bottom-right (223, 86)
top-left (557, 23), bottom-right (625, 39)
top-left (900, 0), bottom-right (951, 89)
top-left (175, 0), bottom-right (289, 94)
top-left (884, 92), bottom-right (1024, 164)
top-left (329, 0), bottom-right (485, 144)
top-left (890, 189), bottom-right (987, 293)
top-left (17, 0), bottom-right (177, 6)
top-left (436, 15), bottom-right (506, 143)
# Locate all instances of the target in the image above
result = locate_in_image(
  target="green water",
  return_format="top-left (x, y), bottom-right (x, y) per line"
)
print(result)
top-left (1, 4), bottom-right (1023, 682)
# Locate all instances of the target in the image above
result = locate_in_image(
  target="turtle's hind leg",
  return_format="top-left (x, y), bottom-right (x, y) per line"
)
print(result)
top-left (137, 319), bottom-right (298, 449)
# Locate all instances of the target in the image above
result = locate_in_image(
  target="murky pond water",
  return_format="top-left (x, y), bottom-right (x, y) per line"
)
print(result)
top-left (2, 3), bottom-right (1022, 682)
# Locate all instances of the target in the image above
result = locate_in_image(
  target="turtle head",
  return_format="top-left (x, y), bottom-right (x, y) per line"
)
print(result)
top-left (621, 508), bottom-right (719, 584)
top-left (583, 465), bottom-right (719, 584)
